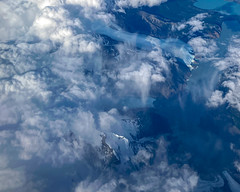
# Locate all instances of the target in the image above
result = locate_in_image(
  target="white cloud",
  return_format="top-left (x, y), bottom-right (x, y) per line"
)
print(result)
top-left (187, 13), bottom-right (208, 33)
top-left (127, 139), bottom-right (199, 192)
top-left (30, 0), bottom-right (105, 10)
top-left (207, 36), bottom-right (240, 111)
top-left (75, 179), bottom-right (117, 192)
top-left (74, 138), bottom-right (199, 192)
top-left (188, 36), bottom-right (217, 59)
top-left (98, 109), bottom-right (137, 162)
top-left (66, 0), bottom-right (105, 9)
top-left (173, 13), bottom-right (208, 36)
top-left (207, 90), bottom-right (225, 108)
top-left (29, 0), bottom-right (63, 10)
top-left (113, 43), bottom-right (168, 103)
top-left (15, 129), bottom-right (51, 160)
top-left (118, 63), bottom-right (153, 103)
top-left (0, 169), bottom-right (26, 191)
top-left (0, 99), bottom-right (19, 127)
top-left (0, 0), bottom-right (38, 41)
top-left (0, 155), bottom-right (26, 192)
top-left (116, 0), bottom-right (167, 8)
top-left (72, 111), bottom-right (101, 147)
top-left (0, 0), bottom-right (173, 172)
top-left (131, 149), bottom-right (153, 165)
top-left (29, 6), bottom-right (76, 41)
top-left (0, 0), bottom-right (206, 191)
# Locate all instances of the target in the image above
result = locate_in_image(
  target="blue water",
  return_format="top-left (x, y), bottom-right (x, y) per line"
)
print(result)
top-left (194, 0), bottom-right (240, 15)
top-left (195, 0), bottom-right (228, 9)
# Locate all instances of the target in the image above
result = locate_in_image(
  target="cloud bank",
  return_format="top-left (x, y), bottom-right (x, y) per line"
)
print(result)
top-left (2, 0), bottom-right (239, 191)
top-left (207, 36), bottom-right (240, 111)
top-left (0, 0), bottom-right (183, 191)
top-left (115, 0), bottom-right (167, 8)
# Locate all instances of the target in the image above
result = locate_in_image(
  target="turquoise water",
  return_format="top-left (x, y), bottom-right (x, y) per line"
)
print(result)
top-left (194, 0), bottom-right (240, 15)
top-left (194, 0), bottom-right (228, 9)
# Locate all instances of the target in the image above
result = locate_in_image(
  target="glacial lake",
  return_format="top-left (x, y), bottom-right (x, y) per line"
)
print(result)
top-left (194, 0), bottom-right (240, 15)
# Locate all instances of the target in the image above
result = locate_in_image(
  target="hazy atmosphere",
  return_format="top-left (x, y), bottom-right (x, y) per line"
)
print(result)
top-left (0, 0), bottom-right (240, 191)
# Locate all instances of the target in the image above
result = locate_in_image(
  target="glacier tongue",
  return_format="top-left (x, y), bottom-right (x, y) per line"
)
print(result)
top-left (92, 21), bottom-right (195, 69)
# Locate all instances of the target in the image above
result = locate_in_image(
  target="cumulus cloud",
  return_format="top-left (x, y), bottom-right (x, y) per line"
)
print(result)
top-left (0, 0), bottom-right (125, 168)
top-left (188, 36), bottom-right (217, 59)
top-left (115, 0), bottom-right (167, 8)
top-left (207, 36), bottom-right (240, 111)
top-left (2, 1), bottom-right (239, 192)
top-left (115, 44), bottom-right (167, 103)
top-left (0, 0), bottom-right (138, 167)
top-left (0, 0), bottom-right (38, 41)
top-left (0, 0), bottom-right (201, 191)
top-left (66, 0), bottom-right (105, 9)
top-left (207, 90), bottom-right (225, 107)
top-left (173, 13), bottom-right (208, 35)
top-left (187, 13), bottom-right (208, 33)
